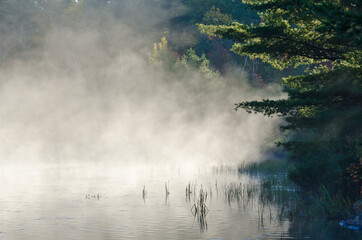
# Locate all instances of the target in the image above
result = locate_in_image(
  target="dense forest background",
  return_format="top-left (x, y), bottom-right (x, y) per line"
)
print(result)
top-left (0, 0), bottom-right (286, 85)
top-left (0, 0), bottom-right (361, 217)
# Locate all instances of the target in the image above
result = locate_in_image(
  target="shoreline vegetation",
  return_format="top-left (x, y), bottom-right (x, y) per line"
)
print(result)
top-left (199, 0), bottom-right (362, 223)
top-left (0, 0), bottom-right (360, 233)
top-left (238, 159), bottom-right (361, 230)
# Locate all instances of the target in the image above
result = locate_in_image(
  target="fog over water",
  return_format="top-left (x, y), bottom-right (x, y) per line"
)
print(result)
top-left (0, 1), bottom-right (282, 167)
top-left (2, 2), bottom-right (362, 240)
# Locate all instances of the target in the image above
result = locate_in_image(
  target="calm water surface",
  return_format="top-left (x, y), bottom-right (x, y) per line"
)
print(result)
top-left (0, 164), bottom-right (360, 240)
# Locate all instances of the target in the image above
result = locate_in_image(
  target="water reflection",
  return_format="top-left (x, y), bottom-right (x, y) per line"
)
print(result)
top-left (0, 163), bottom-right (360, 240)
top-left (142, 185), bottom-right (146, 203)
top-left (189, 187), bottom-right (209, 232)
top-left (165, 182), bottom-right (170, 206)
top-left (85, 193), bottom-right (101, 200)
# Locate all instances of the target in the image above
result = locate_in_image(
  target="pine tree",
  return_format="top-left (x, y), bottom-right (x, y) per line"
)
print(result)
top-left (199, 0), bottom-right (362, 202)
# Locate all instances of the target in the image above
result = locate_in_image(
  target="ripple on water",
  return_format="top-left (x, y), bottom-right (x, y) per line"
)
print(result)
top-left (0, 165), bottom-right (360, 240)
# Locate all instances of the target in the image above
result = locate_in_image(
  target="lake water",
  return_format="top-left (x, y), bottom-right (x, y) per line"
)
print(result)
top-left (0, 163), bottom-right (360, 240)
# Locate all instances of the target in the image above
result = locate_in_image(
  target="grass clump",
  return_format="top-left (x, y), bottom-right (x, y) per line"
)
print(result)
top-left (191, 187), bottom-right (209, 232)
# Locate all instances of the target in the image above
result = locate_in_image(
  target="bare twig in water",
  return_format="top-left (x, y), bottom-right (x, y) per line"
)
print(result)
top-left (142, 184), bottom-right (146, 202)
top-left (165, 181), bottom-right (170, 196)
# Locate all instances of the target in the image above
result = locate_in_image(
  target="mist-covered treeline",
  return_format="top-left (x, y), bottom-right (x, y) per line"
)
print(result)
top-left (0, 0), bottom-right (283, 165)
top-left (0, 0), bottom-right (284, 85)
top-left (2, 0), bottom-right (359, 218)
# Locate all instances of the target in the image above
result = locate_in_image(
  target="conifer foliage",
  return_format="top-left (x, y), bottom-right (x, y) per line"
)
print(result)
top-left (199, 0), bottom-right (362, 200)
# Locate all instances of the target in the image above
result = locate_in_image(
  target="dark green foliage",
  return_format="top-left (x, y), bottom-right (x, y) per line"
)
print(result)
top-left (166, 0), bottom-right (263, 76)
top-left (179, 0), bottom-right (257, 24)
top-left (202, 6), bottom-right (233, 25)
top-left (200, 0), bottom-right (362, 206)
